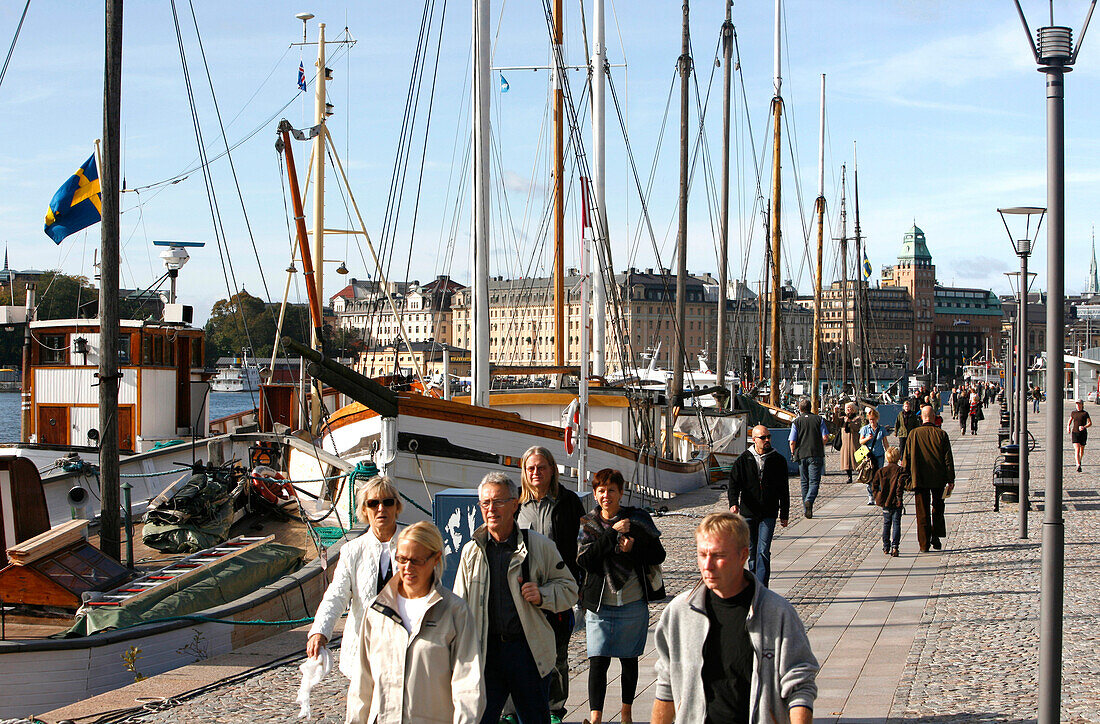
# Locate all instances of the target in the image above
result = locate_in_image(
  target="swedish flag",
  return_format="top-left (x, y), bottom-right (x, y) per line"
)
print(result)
top-left (44, 154), bottom-right (102, 244)
top-left (862, 250), bottom-right (872, 280)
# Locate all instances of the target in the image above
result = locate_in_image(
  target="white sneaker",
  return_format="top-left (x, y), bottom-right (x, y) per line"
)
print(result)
top-left (867, 495), bottom-right (875, 505)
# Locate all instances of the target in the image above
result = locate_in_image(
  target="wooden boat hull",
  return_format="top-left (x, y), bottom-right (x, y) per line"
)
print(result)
top-left (0, 529), bottom-right (347, 719)
top-left (318, 392), bottom-right (709, 510)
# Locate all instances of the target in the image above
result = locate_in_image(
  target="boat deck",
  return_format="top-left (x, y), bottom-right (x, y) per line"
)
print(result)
top-left (0, 509), bottom-right (320, 642)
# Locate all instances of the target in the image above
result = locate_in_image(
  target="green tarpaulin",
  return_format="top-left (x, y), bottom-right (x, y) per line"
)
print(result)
top-left (64, 542), bottom-right (304, 637)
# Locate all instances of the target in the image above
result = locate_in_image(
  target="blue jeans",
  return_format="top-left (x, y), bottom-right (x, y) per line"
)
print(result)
top-left (746, 517), bottom-right (778, 587)
top-left (481, 636), bottom-right (551, 724)
top-left (798, 455), bottom-right (824, 505)
top-left (1033, 398), bottom-right (1040, 412)
top-left (882, 507), bottom-right (902, 549)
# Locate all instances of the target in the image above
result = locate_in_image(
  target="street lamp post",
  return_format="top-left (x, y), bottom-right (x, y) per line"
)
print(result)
top-left (1012, 3), bottom-right (1096, 720)
top-left (1000, 207), bottom-right (1044, 541)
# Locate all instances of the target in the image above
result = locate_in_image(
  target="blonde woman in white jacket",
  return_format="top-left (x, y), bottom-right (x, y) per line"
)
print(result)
top-left (346, 521), bottom-right (485, 724)
top-left (308, 476), bottom-right (403, 677)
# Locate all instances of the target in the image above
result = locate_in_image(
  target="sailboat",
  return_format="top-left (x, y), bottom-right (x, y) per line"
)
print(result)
top-left (305, 0), bottom-right (743, 505)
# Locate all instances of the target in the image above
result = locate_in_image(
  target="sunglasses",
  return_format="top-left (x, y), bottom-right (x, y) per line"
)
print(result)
top-left (365, 497), bottom-right (397, 509)
top-left (756, 434), bottom-right (771, 440)
top-left (396, 553), bottom-right (436, 567)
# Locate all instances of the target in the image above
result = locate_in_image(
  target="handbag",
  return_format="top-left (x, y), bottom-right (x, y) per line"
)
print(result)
top-left (832, 432), bottom-right (843, 451)
top-left (644, 563), bottom-right (666, 602)
top-left (856, 456), bottom-right (875, 486)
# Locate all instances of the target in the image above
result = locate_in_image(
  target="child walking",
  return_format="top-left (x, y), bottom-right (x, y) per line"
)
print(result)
top-left (871, 446), bottom-right (908, 557)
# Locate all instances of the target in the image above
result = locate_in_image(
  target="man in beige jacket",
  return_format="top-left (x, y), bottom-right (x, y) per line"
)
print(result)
top-left (454, 472), bottom-right (579, 724)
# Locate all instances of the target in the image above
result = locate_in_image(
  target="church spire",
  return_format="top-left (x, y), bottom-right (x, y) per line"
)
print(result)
top-left (1089, 226), bottom-right (1100, 296)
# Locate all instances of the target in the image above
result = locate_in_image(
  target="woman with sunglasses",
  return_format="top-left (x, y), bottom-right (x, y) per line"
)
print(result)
top-left (308, 475), bottom-right (404, 678)
top-left (347, 521), bottom-right (484, 723)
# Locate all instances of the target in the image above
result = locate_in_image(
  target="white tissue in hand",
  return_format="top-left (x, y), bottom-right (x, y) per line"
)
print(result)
top-left (296, 647), bottom-right (332, 719)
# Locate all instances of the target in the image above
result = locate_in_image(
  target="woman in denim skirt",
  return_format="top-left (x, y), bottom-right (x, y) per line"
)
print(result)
top-left (577, 469), bottom-right (665, 724)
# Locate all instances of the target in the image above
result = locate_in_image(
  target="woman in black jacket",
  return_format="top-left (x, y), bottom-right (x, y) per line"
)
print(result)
top-left (577, 468), bottom-right (665, 724)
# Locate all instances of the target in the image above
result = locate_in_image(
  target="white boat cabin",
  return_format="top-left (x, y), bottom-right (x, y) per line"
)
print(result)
top-left (25, 319), bottom-right (208, 452)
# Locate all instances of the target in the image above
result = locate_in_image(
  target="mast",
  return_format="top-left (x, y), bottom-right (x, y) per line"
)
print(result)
top-left (20, 283), bottom-right (34, 442)
top-left (767, 0), bottom-right (783, 406)
top-left (472, 0), bottom-right (490, 406)
top-left (591, 0), bottom-right (607, 377)
top-left (716, 0), bottom-right (733, 399)
top-left (309, 23), bottom-right (327, 430)
top-left (552, 0), bottom-right (565, 368)
top-left (838, 164), bottom-right (849, 395)
top-left (811, 74), bottom-right (825, 411)
top-left (667, 0), bottom-right (690, 459)
top-left (758, 207), bottom-right (769, 387)
top-left (99, 0), bottom-right (123, 561)
top-left (853, 142), bottom-right (866, 395)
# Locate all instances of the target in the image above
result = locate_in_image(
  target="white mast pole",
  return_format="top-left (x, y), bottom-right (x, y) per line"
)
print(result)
top-left (579, 227), bottom-right (591, 488)
top-left (773, 0), bottom-right (782, 97)
top-left (591, 0), bottom-right (607, 377)
top-left (472, 0), bottom-right (491, 406)
top-left (310, 23), bottom-right (326, 430)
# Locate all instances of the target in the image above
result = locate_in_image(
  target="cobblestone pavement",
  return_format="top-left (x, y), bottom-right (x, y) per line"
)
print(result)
top-left (887, 404), bottom-right (1100, 723)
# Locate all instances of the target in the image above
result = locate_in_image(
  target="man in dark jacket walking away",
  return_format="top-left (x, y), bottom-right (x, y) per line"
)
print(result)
top-left (902, 406), bottom-right (955, 552)
top-left (788, 397), bottom-right (828, 519)
top-left (728, 425), bottom-right (790, 587)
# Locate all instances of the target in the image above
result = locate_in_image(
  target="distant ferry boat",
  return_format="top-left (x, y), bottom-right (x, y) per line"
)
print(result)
top-left (210, 350), bottom-right (262, 393)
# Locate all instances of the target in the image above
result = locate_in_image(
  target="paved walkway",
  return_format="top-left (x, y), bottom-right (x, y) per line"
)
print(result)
top-left (36, 403), bottom-right (1100, 723)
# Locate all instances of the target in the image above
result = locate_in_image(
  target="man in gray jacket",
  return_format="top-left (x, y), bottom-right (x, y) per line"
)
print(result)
top-left (454, 472), bottom-right (578, 724)
top-left (651, 512), bottom-right (818, 724)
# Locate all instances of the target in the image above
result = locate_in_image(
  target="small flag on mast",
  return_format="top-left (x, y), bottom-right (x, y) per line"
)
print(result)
top-left (298, 61), bottom-right (308, 92)
top-left (862, 250), bottom-right (872, 280)
top-left (44, 154), bottom-right (101, 244)
top-left (500, 73), bottom-right (510, 93)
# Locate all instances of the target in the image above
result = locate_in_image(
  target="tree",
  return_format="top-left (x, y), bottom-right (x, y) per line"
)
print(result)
top-left (203, 289), bottom-right (314, 365)
top-left (0, 271), bottom-right (100, 365)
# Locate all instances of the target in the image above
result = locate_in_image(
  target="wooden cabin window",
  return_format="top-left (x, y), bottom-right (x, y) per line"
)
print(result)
top-left (191, 337), bottom-right (203, 367)
top-left (117, 336), bottom-right (131, 365)
top-left (142, 334), bottom-right (153, 365)
top-left (40, 334), bottom-right (68, 365)
top-left (167, 337), bottom-right (176, 366)
top-left (153, 336), bottom-right (164, 365)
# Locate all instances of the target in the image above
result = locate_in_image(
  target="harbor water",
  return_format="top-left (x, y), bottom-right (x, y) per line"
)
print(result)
top-left (0, 390), bottom-right (260, 442)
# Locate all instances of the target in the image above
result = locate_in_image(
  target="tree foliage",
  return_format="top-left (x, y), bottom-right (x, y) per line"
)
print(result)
top-left (203, 288), bottom-right (332, 365)
top-left (0, 271), bottom-right (101, 365)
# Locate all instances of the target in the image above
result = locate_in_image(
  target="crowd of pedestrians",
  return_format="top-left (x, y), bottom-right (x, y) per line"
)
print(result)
top-left (306, 439), bottom-right (823, 723)
top-left (311, 382), bottom-right (1031, 723)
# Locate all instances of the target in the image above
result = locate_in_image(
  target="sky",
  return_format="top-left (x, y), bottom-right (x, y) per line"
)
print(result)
top-left (1, 1), bottom-right (1099, 326)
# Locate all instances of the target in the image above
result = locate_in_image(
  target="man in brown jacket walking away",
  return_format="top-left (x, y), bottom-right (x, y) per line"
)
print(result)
top-left (901, 405), bottom-right (955, 552)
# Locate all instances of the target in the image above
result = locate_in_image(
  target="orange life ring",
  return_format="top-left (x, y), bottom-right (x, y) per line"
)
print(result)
top-left (250, 465), bottom-right (294, 505)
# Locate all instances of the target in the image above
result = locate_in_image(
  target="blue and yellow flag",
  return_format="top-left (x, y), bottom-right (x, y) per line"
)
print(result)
top-left (862, 250), bottom-right (872, 280)
top-left (44, 154), bottom-right (102, 244)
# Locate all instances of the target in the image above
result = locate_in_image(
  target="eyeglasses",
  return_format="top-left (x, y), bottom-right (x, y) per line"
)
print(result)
top-left (365, 497), bottom-right (397, 509)
top-left (756, 434), bottom-right (771, 440)
top-left (395, 553), bottom-right (435, 567)
top-left (478, 498), bottom-right (515, 510)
